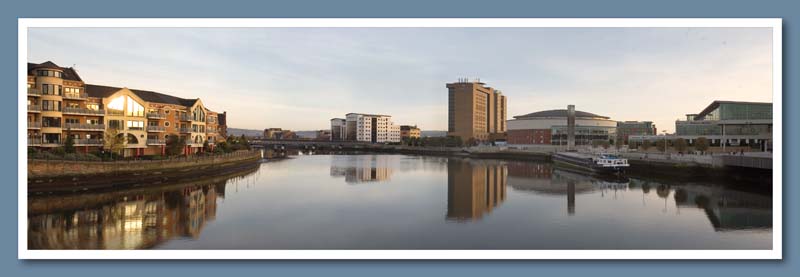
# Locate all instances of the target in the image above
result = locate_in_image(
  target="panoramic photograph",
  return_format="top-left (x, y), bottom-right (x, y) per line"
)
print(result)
top-left (21, 22), bottom-right (777, 256)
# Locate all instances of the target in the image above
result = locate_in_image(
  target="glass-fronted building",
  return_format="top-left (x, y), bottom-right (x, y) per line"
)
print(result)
top-left (630, 101), bottom-right (772, 151)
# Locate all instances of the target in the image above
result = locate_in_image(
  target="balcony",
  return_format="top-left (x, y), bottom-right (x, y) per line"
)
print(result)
top-left (27, 138), bottom-right (41, 145)
top-left (27, 88), bottom-right (42, 96)
top-left (27, 105), bottom-right (41, 113)
top-left (107, 109), bottom-right (124, 116)
top-left (63, 107), bottom-right (105, 116)
top-left (40, 140), bottom-right (62, 146)
top-left (147, 112), bottom-right (167, 119)
top-left (64, 123), bottom-right (105, 131)
top-left (63, 92), bottom-right (88, 100)
top-left (27, 121), bottom-right (41, 129)
top-left (74, 139), bottom-right (103, 146)
top-left (179, 127), bottom-right (192, 133)
top-left (147, 126), bottom-right (166, 132)
top-left (147, 139), bottom-right (166, 145)
top-left (179, 114), bottom-right (193, 121)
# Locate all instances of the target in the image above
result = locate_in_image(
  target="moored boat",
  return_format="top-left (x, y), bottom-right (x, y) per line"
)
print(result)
top-left (553, 152), bottom-right (629, 174)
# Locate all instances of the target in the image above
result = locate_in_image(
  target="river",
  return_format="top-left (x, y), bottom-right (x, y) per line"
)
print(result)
top-left (28, 153), bottom-right (773, 250)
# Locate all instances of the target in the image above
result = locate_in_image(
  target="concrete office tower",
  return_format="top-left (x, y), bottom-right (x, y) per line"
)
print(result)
top-left (330, 118), bottom-right (346, 141)
top-left (344, 113), bottom-right (401, 143)
top-left (567, 105), bottom-right (575, 151)
top-left (446, 78), bottom-right (507, 142)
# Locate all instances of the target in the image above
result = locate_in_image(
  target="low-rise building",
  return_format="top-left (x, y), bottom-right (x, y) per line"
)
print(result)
top-left (616, 121), bottom-right (656, 144)
top-left (316, 130), bottom-right (332, 141)
top-left (263, 128), bottom-right (296, 140)
top-left (506, 108), bottom-right (616, 146)
top-left (26, 61), bottom-right (228, 157)
top-left (400, 125), bottom-right (421, 139)
top-left (629, 100), bottom-right (772, 152)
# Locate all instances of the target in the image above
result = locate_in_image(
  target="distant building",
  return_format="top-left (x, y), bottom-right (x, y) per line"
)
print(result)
top-left (330, 118), bottom-right (346, 141)
top-left (316, 130), bottom-right (331, 141)
top-left (263, 128), bottom-right (296, 140)
top-left (446, 79), bottom-right (507, 142)
top-left (400, 125), bottom-right (421, 139)
top-left (506, 108), bottom-right (616, 146)
top-left (630, 100), bottom-right (772, 151)
top-left (616, 121), bottom-right (656, 144)
top-left (344, 113), bottom-right (401, 143)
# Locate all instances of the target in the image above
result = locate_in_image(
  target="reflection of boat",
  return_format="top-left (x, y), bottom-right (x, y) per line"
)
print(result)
top-left (553, 152), bottom-right (628, 174)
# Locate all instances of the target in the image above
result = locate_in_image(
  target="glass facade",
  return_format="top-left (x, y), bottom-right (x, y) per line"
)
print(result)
top-left (551, 126), bottom-right (615, 146)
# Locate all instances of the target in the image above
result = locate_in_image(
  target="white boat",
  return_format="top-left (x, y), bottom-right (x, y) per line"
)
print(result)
top-left (553, 152), bottom-right (629, 174)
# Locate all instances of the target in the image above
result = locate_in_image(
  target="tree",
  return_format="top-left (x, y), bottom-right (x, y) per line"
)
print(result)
top-left (64, 133), bottom-right (76, 154)
top-left (165, 135), bottom-right (185, 156)
top-left (641, 140), bottom-right (652, 152)
top-left (673, 138), bottom-right (688, 153)
top-left (238, 134), bottom-right (251, 150)
top-left (103, 128), bottom-right (126, 159)
top-left (695, 137), bottom-right (709, 154)
top-left (655, 139), bottom-right (667, 152)
top-left (203, 139), bottom-right (211, 152)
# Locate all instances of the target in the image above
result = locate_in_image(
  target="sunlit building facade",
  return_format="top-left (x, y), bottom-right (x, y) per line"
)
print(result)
top-left (446, 79), bottom-right (507, 142)
top-left (26, 61), bottom-right (228, 156)
top-left (344, 113), bottom-right (401, 143)
top-left (506, 109), bottom-right (616, 146)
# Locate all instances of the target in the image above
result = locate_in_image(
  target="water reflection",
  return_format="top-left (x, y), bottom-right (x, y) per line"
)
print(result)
top-left (330, 155), bottom-right (394, 184)
top-left (28, 168), bottom-right (257, 250)
top-left (28, 154), bottom-right (772, 250)
top-left (446, 159), bottom-right (507, 222)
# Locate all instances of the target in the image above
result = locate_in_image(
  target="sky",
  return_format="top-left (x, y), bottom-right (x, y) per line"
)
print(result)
top-left (27, 27), bottom-right (773, 133)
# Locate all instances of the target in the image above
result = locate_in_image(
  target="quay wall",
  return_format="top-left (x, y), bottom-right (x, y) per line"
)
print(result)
top-left (28, 150), bottom-right (261, 179)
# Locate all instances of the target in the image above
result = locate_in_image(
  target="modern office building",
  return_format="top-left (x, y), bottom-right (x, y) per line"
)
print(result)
top-left (400, 125), bottom-right (421, 139)
top-left (330, 118), bottom-right (347, 141)
top-left (629, 100), bottom-right (772, 151)
top-left (343, 113), bottom-right (401, 143)
top-left (506, 107), bottom-right (616, 146)
top-left (26, 61), bottom-right (228, 156)
top-left (616, 121), bottom-right (657, 144)
top-left (446, 78), bottom-right (507, 142)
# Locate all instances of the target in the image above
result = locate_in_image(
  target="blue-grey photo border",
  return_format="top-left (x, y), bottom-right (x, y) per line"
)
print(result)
top-left (1, 0), bottom-right (797, 276)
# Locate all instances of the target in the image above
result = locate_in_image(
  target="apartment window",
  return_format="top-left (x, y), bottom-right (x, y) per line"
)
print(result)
top-left (86, 103), bottom-right (99, 111)
top-left (164, 121), bottom-right (170, 127)
top-left (37, 70), bottom-right (63, 78)
top-left (127, 120), bottom-right (144, 130)
top-left (41, 84), bottom-right (62, 95)
top-left (66, 102), bottom-right (79, 108)
top-left (41, 100), bottom-right (61, 111)
top-left (126, 96), bottom-right (145, 117)
top-left (86, 119), bottom-right (99, 125)
top-left (64, 87), bottom-right (82, 97)
top-left (65, 118), bottom-right (79, 124)
top-left (148, 121), bottom-right (159, 127)
top-left (164, 109), bottom-right (170, 114)
top-left (43, 133), bottom-right (61, 143)
top-left (108, 120), bottom-right (124, 130)
top-left (42, 117), bottom-right (61, 127)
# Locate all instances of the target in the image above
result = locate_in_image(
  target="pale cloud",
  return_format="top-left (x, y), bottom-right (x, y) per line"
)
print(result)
top-left (28, 27), bottom-right (772, 132)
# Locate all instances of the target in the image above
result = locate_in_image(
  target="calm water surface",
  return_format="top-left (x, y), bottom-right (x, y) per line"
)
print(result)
top-left (28, 154), bottom-right (772, 250)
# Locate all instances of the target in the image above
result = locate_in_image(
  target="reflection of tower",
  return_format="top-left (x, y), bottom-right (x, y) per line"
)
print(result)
top-left (446, 159), bottom-right (507, 221)
top-left (567, 181), bottom-right (575, 215)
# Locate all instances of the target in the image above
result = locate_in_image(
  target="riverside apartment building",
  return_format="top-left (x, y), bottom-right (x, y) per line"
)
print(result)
top-left (26, 61), bottom-right (228, 157)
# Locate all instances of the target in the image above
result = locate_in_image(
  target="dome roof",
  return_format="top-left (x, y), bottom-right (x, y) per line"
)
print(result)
top-left (513, 109), bottom-right (609, 119)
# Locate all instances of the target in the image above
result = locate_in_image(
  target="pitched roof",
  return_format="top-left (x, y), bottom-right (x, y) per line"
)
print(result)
top-left (513, 109), bottom-right (610, 120)
top-left (27, 61), bottom-right (83, 82)
top-left (85, 84), bottom-right (199, 107)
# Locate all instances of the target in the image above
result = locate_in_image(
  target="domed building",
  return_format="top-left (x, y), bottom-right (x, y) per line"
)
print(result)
top-left (506, 108), bottom-right (616, 145)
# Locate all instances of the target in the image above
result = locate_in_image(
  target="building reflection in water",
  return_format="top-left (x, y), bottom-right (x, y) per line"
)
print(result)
top-left (27, 168), bottom-right (258, 250)
top-left (671, 185), bottom-right (772, 231)
top-left (446, 159), bottom-right (507, 222)
top-left (504, 160), bottom-right (772, 230)
top-left (330, 155), bottom-right (394, 184)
